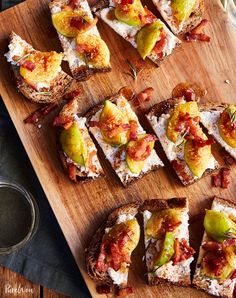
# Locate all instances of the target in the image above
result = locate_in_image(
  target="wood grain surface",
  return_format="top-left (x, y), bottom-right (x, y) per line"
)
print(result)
top-left (0, 0), bottom-right (236, 297)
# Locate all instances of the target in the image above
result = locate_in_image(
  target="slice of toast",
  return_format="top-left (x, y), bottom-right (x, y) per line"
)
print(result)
top-left (85, 92), bottom-right (164, 187)
top-left (92, 0), bottom-right (181, 66)
top-left (140, 198), bottom-right (194, 287)
top-left (193, 197), bottom-right (236, 298)
top-left (200, 102), bottom-right (236, 160)
top-left (54, 95), bottom-right (104, 182)
top-left (146, 97), bottom-right (219, 185)
top-left (85, 203), bottom-right (140, 293)
top-left (49, 0), bottom-right (111, 81)
top-left (152, 0), bottom-right (205, 35)
top-left (4, 32), bottom-right (73, 104)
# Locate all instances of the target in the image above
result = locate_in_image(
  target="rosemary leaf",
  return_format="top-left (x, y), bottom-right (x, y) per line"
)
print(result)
top-left (126, 59), bottom-right (142, 82)
top-left (15, 53), bottom-right (30, 63)
top-left (36, 91), bottom-right (51, 96)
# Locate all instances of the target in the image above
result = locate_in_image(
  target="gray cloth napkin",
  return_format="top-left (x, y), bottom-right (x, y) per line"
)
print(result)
top-left (0, 99), bottom-right (90, 298)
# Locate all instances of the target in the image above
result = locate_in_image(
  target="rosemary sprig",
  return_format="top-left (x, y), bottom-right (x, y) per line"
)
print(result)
top-left (228, 109), bottom-right (236, 124)
top-left (15, 53), bottom-right (30, 63)
top-left (175, 130), bottom-right (188, 147)
top-left (125, 59), bottom-right (142, 81)
top-left (36, 91), bottom-right (52, 96)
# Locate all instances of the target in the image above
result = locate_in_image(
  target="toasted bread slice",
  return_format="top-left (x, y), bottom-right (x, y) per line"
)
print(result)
top-left (85, 203), bottom-right (140, 292)
top-left (4, 32), bottom-right (73, 104)
top-left (54, 95), bottom-right (104, 182)
top-left (92, 0), bottom-right (181, 66)
top-left (146, 97), bottom-right (219, 185)
top-left (49, 0), bottom-right (111, 81)
top-left (200, 102), bottom-right (236, 160)
top-left (193, 197), bottom-right (236, 298)
top-left (140, 198), bottom-right (194, 286)
top-left (85, 92), bottom-right (164, 187)
top-left (152, 0), bottom-right (205, 35)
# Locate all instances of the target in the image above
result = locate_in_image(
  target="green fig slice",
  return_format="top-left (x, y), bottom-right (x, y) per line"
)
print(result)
top-left (154, 232), bottom-right (175, 268)
top-left (137, 21), bottom-right (163, 59)
top-left (145, 209), bottom-right (181, 239)
top-left (99, 100), bottom-right (129, 146)
top-left (204, 210), bottom-right (236, 242)
top-left (171, 0), bottom-right (197, 22)
top-left (218, 105), bottom-right (236, 148)
top-left (60, 122), bottom-right (88, 166)
top-left (114, 0), bottom-right (145, 26)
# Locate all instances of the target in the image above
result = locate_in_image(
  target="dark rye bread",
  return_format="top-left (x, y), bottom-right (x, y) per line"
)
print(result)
top-left (193, 196), bottom-right (236, 298)
top-left (49, 0), bottom-right (111, 81)
top-left (56, 95), bottom-right (105, 183)
top-left (146, 98), bottom-right (219, 185)
top-left (84, 94), bottom-right (163, 187)
top-left (199, 101), bottom-right (227, 112)
top-left (141, 198), bottom-right (191, 287)
top-left (85, 203), bottom-right (139, 284)
top-left (6, 32), bottom-right (73, 104)
top-left (153, 0), bottom-right (205, 35)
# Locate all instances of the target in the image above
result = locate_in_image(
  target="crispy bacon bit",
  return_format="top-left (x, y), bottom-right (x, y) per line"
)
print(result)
top-left (152, 30), bottom-right (167, 59)
top-left (69, 0), bottom-right (78, 9)
top-left (126, 134), bottom-right (157, 161)
top-left (113, 145), bottom-right (126, 169)
top-left (63, 88), bottom-right (81, 102)
top-left (21, 60), bottom-right (36, 71)
top-left (133, 87), bottom-right (154, 109)
top-left (76, 44), bottom-right (99, 61)
top-left (141, 7), bottom-right (156, 25)
top-left (68, 163), bottom-right (77, 181)
top-left (114, 0), bottom-right (134, 5)
top-left (70, 16), bottom-right (98, 31)
top-left (171, 160), bottom-right (191, 183)
top-left (224, 238), bottom-right (236, 247)
top-left (172, 82), bottom-right (206, 100)
top-left (173, 239), bottom-right (195, 265)
top-left (129, 120), bottom-right (138, 140)
top-left (212, 167), bottom-right (231, 189)
top-left (174, 112), bottom-right (200, 140)
top-left (192, 138), bottom-right (215, 148)
top-left (24, 103), bottom-right (58, 124)
top-left (96, 284), bottom-right (112, 295)
top-left (222, 149), bottom-right (234, 166)
top-left (202, 241), bottom-right (222, 251)
top-left (117, 287), bottom-right (134, 297)
top-left (53, 115), bottom-right (73, 129)
top-left (96, 229), bottom-right (132, 272)
top-left (230, 269), bottom-right (236, 279)
top-left (203, 250), bottom-right (226, 276)
top-left (186, 19), bottom-right (210, 42)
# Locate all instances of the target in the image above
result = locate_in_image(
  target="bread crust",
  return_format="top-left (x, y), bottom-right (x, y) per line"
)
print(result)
top-left (146, 98), bottom-right (219, 185)
top-left (49, 0), bottom-right (111, 81)
top-left (56, 97), bottom-right (105, 182)
top-left (6, 32), bottom-right (73, 104)
top-left (141, 198), bottom-right (191, 287)
top-left (153, 0), bottom-right (205, 35)
top-left (85, 203), bottom-right (139, 284)
top-left (84, 94), bottom-right (163, 187)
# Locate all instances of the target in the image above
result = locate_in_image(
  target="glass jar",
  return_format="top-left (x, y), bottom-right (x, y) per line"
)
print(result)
top-left (0, 179), bottom-right (39, 254)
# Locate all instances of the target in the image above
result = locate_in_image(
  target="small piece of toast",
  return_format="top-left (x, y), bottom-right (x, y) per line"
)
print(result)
top-left (140, 198), bottom-right (194, 287)
top-left (146, 97), bottom-right (219, 185)
top-left (193, 197), bottom-right (236, 298)
top-left (200, 103), bottom-right (236, 160)
top-left (152, 0), bottom-right (205, 35)
top-left (85, 92), bottom-right (164, 187)
top-left (4, 32), bottom-right (73, 104)
top-left (85, 203), bottom-right (140, 294)
top-left (49, 0), bottom-right (111, 81)
top-left (92, 0), bottom-right (181, 66)
top-left (54, 96), bottom-right (104, 182)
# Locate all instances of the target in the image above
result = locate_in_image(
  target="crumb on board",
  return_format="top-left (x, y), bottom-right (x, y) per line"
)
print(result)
top-left (224, 79), bottom-right (231, 84)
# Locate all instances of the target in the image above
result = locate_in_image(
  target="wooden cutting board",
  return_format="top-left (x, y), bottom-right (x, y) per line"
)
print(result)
top-left (0, 0), bottom-right (236, 297)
